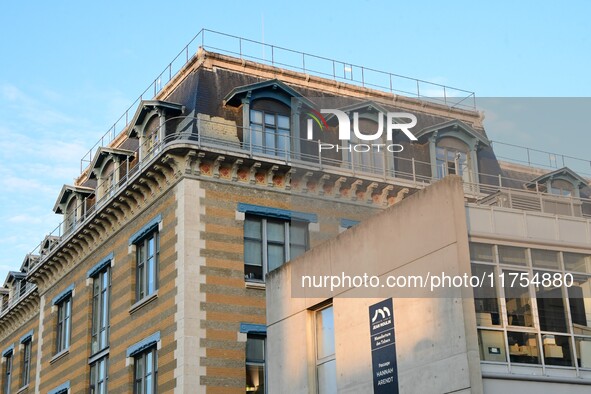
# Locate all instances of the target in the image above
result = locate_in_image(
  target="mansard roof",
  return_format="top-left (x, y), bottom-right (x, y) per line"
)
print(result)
top-left (223, 79), bottom-right (315, 108)
top-left (414, 119), bottom-right (490, 147)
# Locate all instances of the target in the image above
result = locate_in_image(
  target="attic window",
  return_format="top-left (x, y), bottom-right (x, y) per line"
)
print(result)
top-left (549, 179), bottom-right (574, 197)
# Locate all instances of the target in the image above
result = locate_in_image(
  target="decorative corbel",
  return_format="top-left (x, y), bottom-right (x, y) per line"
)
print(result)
top-left (249, 163), bottom-right (261, 184)
top-left (380, 185), bottom-right (394, 206)
top-left (231, 159), bottom-right (243, 182)
top-left (284, 169), bottom-right (296, 191)
top-left (334, 177), bottom-right (347, 198)
top-left (266, 165), bottom-right (279, 187)
top-left (365, 182), bottom-right (378, 204)
top-left (300, 172), bottom-right (314, 193)
top-left (349, 180), bottom-right (363, 201)
top-left (212, 156), bottom-right (225, 179)
top-left (317, 174), bottom-right (330, 196)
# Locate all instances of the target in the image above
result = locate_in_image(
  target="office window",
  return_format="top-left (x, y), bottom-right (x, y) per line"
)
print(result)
top-left (136, 230), bottom-right (159, 301)
top-left (3, 351), bottom-right (12, 394)
top-left (250, 109), bottom-right (290, 156)
top-left (56, 296), bottom-right (72, 353)
top-left (91, 267), bottom-right (111, 354)
top-left (245, 334), bottom-right (265, 394)
top-left (134, 347), bottom-right (157, 394)
top-left (471, 264), bottom-right (501, 327)
top-left (90, 356), bottom-right (108, 394)
top-left (315, 305), bottom-right (336, 394)
top-left (244, 216), bottom-right (308, 281)
top-left (21, 339), bottom-right (31, 387)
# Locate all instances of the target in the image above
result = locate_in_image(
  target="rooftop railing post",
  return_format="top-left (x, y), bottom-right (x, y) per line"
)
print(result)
top-left (498, 174), bottom-right (502, 187)
top-left (389, 74), bottom-right (393, 93)
top-left (416, 80), bottom-right (420, 97)
top-left (239, 38), bottom-right (242, 58)
top-left (249, 126), bottom-right (253, 157)
top-left (412, 158), bottom-right (416, 183)
top-left (302, 53), bottom-right (306, 73)
top-left (443, 86), bottom-right (447, 106)
top-left (318, 139), bottom-right (322, 167)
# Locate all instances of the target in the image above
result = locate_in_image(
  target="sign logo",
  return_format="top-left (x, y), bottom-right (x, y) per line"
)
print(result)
top-left (305, 109), bottom-right (418, 153)
top-left (371, 305), bottom-right (391, 323)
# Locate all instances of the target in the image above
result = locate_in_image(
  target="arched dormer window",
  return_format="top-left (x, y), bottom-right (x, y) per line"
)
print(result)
top-left (526, 167), bottom-right (588, 198)
top-left (223, 79), bottom-right (315, 159)
top-left (324, 101), bottom-right (395, 175)
top-left (53, 185), bottom-right (94, 234)
top-left (89, 147), bottom-right (135, 201)
top-left (414, 119), bottom-right (490, 186)
top-left (127, 100), bottom-right (184, 161)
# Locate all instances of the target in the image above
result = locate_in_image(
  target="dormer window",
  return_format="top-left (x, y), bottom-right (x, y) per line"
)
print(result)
top-left (435, 137), bottom-right (470, 179)
top-left (53, 185), bottom-right (94, 234)
top-left (249, 102), bottom-right (290, 156)
top-left (89, 147), bottom-right (134, 202)
top-left (413, 119), bottom-right (490, 187)
top-left (127, 100), bottom-right (184, 162)
top-left (224, 79), bottom-right (315, 159)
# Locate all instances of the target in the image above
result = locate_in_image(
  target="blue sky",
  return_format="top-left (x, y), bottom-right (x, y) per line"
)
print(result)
top-left (0, 0), bottom-right (590, 280)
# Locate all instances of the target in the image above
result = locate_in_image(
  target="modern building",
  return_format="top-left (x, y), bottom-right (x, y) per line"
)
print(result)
top-left (0, 29), bottom-right (588, 393)
top-left (267, 176), bottom-right (591, 394)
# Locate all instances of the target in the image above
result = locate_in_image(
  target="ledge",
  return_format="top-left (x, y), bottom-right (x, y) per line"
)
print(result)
top-left (49, 349), bottom-right (69, 365)
top-left (245, 281), bottom-right (266, 290)
top-left (16, 384), bottom-right (29, 394)
top-left (129, 291), bottom-right (158, 314)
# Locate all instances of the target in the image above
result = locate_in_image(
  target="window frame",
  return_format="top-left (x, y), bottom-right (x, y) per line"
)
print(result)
top-left (135, 229), bottom-right (160, 302)
top-left (56, 296), bottom-right (72, 353)
top-left (3, 351), bottom-right (12, 394)
top-left (21, 339), bottom-right (31, 388)
top-left (245, 333), bottom-right (266, 394)
top-left (314, 304), bottom-right (336, 394)
top-left (243, 215), bottom-right (309, 282)
top-left (249, 109), bottom-right (291, 157)
top-left (89, 356), bottom-right (108, 394)
top-left (133, 347), bottom-right (158, 394)
top-left (91, 266), bottom-right (111, 355)
top-left (471, 242), bottom-right (591, 375)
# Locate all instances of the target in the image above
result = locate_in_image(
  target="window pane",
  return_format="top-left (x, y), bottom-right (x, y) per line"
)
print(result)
top-left (250, 110), bottom-right (262, 124)
top-left (575, 337), bottom-right (591, 368)
top-left (266, 221), bottom-right (285, 243)
top-left (244, 219), bottom-right (262, 239)
top-left (246, 364), bottom-right (265, 394)
top-left (277, 115), bottom-right (289, 129)
top-left (535, 272), bottom-right (568, 332)
top-left (246, 336), bottom-right (265, 363)
top-left (244, 240), bottom-right (262, 267)
top-left (477, 329), bottom-right (506, 362)
top-left (504, 270), bottom-right (533, 327)
top-left (564, 253), bottom-right (591, 273)
top-left (543, 334), bottom-right (573, 366)
top-left (265, 130), bottom-right (276, 153)
top-left (316, 306), bottom-right (335, 359)
top-left (267, 244), bottom-right (285, 272)
top-left (470, 243), bottom-right (494, 263)
top-left (507, 331), bottom-right (539, 364)
top-left (317, 360), bottom-right (337, 394)
top-left (568, 274), bottom-right (591, 332)
top-left (471, 264), bottom-right (501, 326)
top-left (289, 223), bottom-right (307, 245)
top-left (264, 113), bottom-right (275, 126)
top-left (531, 249), bottom-right (560, 270)
top-left (498, 246), bottom-right (527, 266)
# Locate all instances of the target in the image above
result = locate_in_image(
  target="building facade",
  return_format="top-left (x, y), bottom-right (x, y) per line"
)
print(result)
top-left (0, 31), bottom-right (589, 393)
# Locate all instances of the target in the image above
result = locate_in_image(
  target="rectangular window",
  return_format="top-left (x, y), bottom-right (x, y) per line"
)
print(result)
top-left (21, 340), bottom-right (31, 387)
top-left (245, 334), bottom-right (265, 394)
top-left (3, 352), bottom-right (11, 394)
top-left (315, 305), bottom-right (336, 394)
top-left (56, 296), bottom-right (72, 353)
top-left (91, 267), bottom-right (111, 354)
top-left (134, 347), bottom-right (157, 394)
top-left (136, 230), bottom-right (159, 301)
top-left (244, 216), bottom-right (309, 281)
top-left (90, 356), bottom-right (108, 394)
top-left (249, 109), bottom-right (290, 157)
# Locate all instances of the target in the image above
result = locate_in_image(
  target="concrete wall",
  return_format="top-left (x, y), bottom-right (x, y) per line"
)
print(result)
top-left (483, 378), bottom-right (590, 394)
top-left (267, 176), bottom-right (484, 394)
